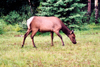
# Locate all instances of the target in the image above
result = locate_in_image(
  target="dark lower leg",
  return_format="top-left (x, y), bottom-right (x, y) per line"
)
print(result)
top-left (31, 37), bottom-right (36, 48)
top-left (51, 32), bottom-right (54, 46)
top-left (55, 31), bottom-right (64, 46)
top-left (22, 30), bottom-right (31, 47)
top-left (58, 34), bottom-right (64, 46)
top-left (30, 30), bottom-right (37, 48)
top-left (31, 36), bottom-right (36, 48)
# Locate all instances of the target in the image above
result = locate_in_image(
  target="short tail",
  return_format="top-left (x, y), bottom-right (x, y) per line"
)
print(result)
top-left (27, 16), bottom-right (34, 29)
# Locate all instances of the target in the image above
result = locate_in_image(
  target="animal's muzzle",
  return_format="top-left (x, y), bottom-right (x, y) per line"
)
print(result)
top-left (73, 42), bottom-right (77, 44)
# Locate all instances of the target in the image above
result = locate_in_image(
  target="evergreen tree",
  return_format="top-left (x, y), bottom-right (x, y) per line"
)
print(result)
top-left (95, 0), bottom-right (98, 24)
top-left (37, 0), bottom-right (86, 25)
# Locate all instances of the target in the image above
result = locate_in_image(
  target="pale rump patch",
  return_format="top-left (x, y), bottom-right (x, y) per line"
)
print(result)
top-left (27, 16), bottom-right (34, 29)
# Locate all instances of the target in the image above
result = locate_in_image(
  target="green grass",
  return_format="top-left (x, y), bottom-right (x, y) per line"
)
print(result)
top-left (0, 25), bottom-right (100, 67)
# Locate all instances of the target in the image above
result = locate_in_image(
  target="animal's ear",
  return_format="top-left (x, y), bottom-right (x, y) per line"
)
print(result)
top-left (72, 30), bottom-right (74, 33)
top-left (70, 30), bottom-right (74, 34)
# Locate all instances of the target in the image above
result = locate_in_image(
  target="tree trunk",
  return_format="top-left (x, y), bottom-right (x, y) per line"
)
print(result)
top-left (28, 0), bottom-right (33, 14)
top-left (88, 0), bottom-right (91, 16)
top-left (95, 0), bottom-right (98, 24)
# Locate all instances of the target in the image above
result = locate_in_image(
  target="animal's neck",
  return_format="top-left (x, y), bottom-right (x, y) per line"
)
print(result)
top-left (61, 24), bottom-right (71, 36)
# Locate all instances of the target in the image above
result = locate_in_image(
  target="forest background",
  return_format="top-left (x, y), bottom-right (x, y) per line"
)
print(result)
top-left (0, 0), bottom-right (100, 34)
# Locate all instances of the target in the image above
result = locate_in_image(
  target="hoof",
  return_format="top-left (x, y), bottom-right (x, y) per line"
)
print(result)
top-left (21, 45), bottom-right (24, 48)
top-left (33, 46), bottom-right (37, 48)
top-left (62, 45), bottom-right (65, 46)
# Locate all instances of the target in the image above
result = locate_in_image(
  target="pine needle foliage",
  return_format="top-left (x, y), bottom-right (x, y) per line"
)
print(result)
top-left (37, 0), bottom-right (86, 25)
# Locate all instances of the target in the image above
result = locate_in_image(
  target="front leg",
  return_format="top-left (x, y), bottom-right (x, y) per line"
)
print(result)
top-left (54, 31), bottom-right (65, 46)
top-left (51, 32), bottom-right (54, 46)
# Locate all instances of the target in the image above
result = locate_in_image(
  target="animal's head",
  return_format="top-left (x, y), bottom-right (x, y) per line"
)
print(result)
top-left (68, 30), bottom-right (77, 44)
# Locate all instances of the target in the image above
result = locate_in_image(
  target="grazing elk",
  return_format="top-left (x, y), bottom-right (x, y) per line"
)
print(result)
top-left (22, 16), bottom-right (77, 48)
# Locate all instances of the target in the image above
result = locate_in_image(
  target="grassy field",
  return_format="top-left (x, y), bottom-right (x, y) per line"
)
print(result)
top-left (0, 25), bottom-right (100, 67)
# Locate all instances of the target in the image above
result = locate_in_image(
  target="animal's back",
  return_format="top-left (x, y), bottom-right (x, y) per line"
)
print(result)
top-left (30, 16), bottom-right (63, 32)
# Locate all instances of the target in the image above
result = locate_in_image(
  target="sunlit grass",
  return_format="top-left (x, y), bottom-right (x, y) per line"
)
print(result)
top-left (0, 26), bottom-right (100, 67)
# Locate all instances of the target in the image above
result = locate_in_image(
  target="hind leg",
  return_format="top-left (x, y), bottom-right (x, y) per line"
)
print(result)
top-left (51, 32), bottom-right (54, 46)
top-left (22, 29), bottom-right (31, 48)
top-left (30, 29), bottom-right (38, 48)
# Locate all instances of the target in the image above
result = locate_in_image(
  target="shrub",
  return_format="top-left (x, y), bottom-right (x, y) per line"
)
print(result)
top-left (97, 12), bottom-right (100, 23)
top-left (69, 23), bottom-right (90, 31)
top-left (0, 19), bottom-right (5, 34)
top-left (3, 25), bottom-right (14, 32)
top-left (89, 11), bottom-right (95, 23)
top-left (14, 24), bottom-right (23, 32)
top-left (3, 10), bottom-right (28, 31)
top-left (0, 26), bottom-right (3, 34)
top-left (19, 20), bottom-right (27, 30)
top-left (3, 11), bottom-right (22, 25)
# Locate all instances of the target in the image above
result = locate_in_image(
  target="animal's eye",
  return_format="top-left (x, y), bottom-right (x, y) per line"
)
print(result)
top-left (72, 36), bottom-right (75, 38)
